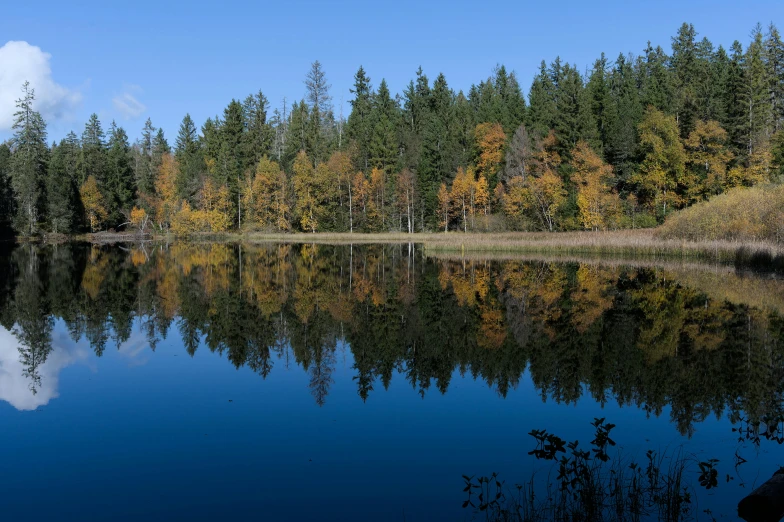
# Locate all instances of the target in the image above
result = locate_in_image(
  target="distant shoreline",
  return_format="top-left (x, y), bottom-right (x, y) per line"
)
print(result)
top-left (18, 228), bottom-right (782, 269)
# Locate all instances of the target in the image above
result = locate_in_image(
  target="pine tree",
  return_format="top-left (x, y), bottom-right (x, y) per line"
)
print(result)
top-left (10, 82), bottom-right (48, 235)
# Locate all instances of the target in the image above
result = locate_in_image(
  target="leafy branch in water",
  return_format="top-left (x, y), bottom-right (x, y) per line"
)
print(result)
top-left (462, 418), bottom-right (727, 522)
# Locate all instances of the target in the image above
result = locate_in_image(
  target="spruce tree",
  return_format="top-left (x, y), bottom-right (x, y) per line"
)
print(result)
top-left (764, 23), bottom-right (784, 131)
top-left (369, 79), bottom-right (399, 172)
top-left (742, 25), bottom-right (774, 155)
top-left (527, 61), bottom-right (557, 138)
top-left (80, 113), bottom-right (105, 187)
top-left (10, 82), bottom-right (48, 235)
top-left (135, 118), bottom-right (156, 196)
top-left (46, 137), bottom-right (79, 233)
top-left (106, 122), bottom-right (136, 223)
top-left (0, 143), bottom-right (14, 234)
top-left (670, 23), bottom-right (700, 136)
top-left (175, 114), bottom-right (203, 201)
top-left (242, 90), bottom-right (273, 168)
top-left (346, 66), bottom-right (373, 171)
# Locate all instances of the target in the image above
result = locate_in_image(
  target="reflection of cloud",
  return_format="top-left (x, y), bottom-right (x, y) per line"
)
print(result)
top-left (112, 85), bottom-right (146, 119)
top-left (117, 331), bottom-right (151, 367)
top-left (0, 41), bottom-right (82, 131)
top-left (0, 325), bottom-right (89, 411)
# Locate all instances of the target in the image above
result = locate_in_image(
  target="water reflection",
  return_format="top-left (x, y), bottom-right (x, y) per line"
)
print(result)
top-left (2, 242), bottom-right (783, 438)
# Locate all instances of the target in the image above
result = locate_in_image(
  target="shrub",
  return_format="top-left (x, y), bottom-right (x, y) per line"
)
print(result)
top-left (657, 184), bottom-right (784, 243)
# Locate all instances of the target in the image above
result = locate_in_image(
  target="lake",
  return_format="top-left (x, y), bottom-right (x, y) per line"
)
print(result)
top-left (0, 242), bottom-right (782, 521)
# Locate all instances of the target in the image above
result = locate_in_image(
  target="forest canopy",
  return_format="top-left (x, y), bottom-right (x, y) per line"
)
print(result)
top-left (1, 22), bottom-right (783, 237)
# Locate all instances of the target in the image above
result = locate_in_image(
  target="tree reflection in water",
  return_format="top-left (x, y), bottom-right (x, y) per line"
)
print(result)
top-left (2, 242), bottom-right (783, 439)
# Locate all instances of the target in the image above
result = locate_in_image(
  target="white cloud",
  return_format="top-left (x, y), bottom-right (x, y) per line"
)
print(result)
top-left (0, 41), bottom-right (82, 131)
top-left (112, 85), bottom-right (147, 119)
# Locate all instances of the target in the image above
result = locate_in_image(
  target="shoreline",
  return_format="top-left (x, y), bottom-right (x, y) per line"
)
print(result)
top-left (11, 229), bottom-right (784, 269)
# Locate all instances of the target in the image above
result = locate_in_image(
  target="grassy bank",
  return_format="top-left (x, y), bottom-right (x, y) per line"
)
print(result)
top-left (46, 223), bottom-right (784, 270)
top-left (230, 229), bottom-right (784, 267)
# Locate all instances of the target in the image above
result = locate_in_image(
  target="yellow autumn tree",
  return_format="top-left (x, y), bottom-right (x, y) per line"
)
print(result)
top-left (351, 171), bottom-right (370, 230)
top-left (475, 122), bottom-right (506, 183)
top-left (727, 140), bottom-right (773, 187)
top-left (437, 182), bottom-right (451, 232)
top-left (570, 141), bottom-right (619, 230)
top-left (198, 178), bottom-right (232, 232)
top-left (450, 166), bottom-right (475, 232)
top-left (154, 153), bottom-right (180, 229)
top-left (474, 174), bottom-right (490, 217)
top-left (79, 176), bottom-right (107, 232)
top-left (129, 206), bottom-right (148, 232)
top-left (250, 156), bottom-right (290, 231)
top-left (632, 107), bottom-right (687, 219)
top-left (292, 151), bottom-right (333, 233)
top-left (684, 120), bottom-right (733, 198)
top-left (327, 150), bottom-right (355, 231)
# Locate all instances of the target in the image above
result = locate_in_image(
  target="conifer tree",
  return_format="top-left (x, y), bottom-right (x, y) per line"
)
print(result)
top-left (106, 122), bottom-right (136, 223)
top-left (346, 66), bottom-right (373, 171)
top-left (10, 82), bottom-right (48, 235)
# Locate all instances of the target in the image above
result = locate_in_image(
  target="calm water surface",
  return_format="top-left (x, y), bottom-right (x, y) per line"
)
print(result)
top-left (1, 242), bottom-right (783, 521)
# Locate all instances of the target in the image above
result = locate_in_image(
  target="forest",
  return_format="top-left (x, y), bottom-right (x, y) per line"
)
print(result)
top-left (1, 22), bottom-right (783, 237)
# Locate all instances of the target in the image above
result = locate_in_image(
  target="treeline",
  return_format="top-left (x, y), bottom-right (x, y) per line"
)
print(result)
top-left (3, 242), bottom-right (784, 435)
top-left (2, 22), bottom-right (784, 236)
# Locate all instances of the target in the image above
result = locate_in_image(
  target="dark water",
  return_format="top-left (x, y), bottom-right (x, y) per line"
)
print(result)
top-left (1, 242), bottom-right (783, 521)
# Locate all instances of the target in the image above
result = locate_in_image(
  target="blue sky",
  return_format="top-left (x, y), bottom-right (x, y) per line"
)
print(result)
top-left (0, 0), bottom-right (782, 143)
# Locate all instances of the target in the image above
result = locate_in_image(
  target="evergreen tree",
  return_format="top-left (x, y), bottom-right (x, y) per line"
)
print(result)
top-left (46, 137), bottom-right (79, 233)
top-left (242, 90), bottom-right (273, 168)
top-left (527, 61), bottom-right (557, 138)
top-left (724, 41), bottom-right (748, 158)
top-left (80, 114), bottom-right (105, 190)
top-left (305, 60), bottom-right (333, 163)
top-left (10, 82), bottom-right (48, 235)
top-left (283, 100), bottom-right (309, 170)
top-left (586, 55), bottom-right (612, 154)
top-left (605, 54), bottom-right (643, 184)
top-left (369, 79), bottom-right (399, 172)
top-left (135, 118), bottom-right (156, 195)
top-left (742, 25), bottom-right (774, 155)
top-left (106, 122), bottom-right (136, 223)
top-left (346, 66), bottom-right (373, 171)
top-left (0, 143), bottom-right (13, 233)
top-left (764, 23), bottom-right (784, 131)
top-left (670, 23), bottom-right (700, 136)
top-left (639, 43), bottom-right (675, 114)
top-left (175, 114), bottom-right (203, 201)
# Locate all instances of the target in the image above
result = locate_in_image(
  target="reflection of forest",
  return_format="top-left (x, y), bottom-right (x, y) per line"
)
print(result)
top-left (2, 243), bottom-right (783, 436)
